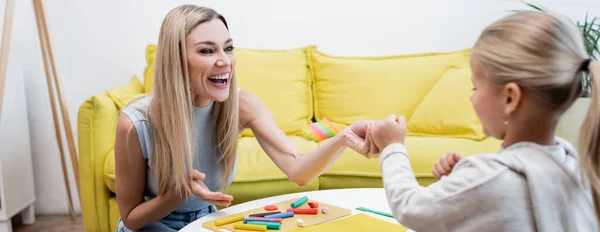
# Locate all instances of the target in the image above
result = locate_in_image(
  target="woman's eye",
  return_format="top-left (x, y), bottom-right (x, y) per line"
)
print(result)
top-left (225, 46), bottom-right (235, 52)
top-left (199, 49), bottom-right (213, 54)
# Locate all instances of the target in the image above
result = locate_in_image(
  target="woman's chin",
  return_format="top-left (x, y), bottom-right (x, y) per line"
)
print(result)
top-left (209, 91), bottom-right (230, 102)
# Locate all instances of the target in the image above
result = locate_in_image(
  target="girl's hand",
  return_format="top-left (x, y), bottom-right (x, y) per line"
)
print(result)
top-left (432, 152), bottom-right (462, 180)
top-left (189, 169), bottom-right (234, 207)
top-left (370, 115), bottom-right (407, 149)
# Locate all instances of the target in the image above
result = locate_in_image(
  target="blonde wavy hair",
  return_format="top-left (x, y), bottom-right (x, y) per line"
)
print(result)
top-left (132, 5), bottom-right (238, 199)
top-left (472, 11), bottom-right (600, 223)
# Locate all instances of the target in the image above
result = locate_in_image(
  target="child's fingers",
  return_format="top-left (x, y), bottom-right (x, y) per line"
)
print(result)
top-left (386, 114), bottom-right (397, 122)
top-left (452, 152), bottom-right (462, 162)
top-left (445, 153), bottom-right (458, 168)
top-left (440, 155), bottom-right (452, 172)
top-left (435, 162), bottom-right (446, 177)
top-left (432, 166), bottom-right (441, 180)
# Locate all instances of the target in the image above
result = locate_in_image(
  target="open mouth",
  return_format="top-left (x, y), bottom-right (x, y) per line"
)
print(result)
top-left (208, 73), bottom-right (229, 87)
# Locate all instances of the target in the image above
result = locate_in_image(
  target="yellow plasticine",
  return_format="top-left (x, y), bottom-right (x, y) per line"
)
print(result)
top-left (214, 214), bottom-right (244, 226)
top-left (233, 223), bottom-right (268, 231)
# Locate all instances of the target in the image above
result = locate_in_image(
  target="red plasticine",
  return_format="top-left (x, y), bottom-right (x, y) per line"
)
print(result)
top-left (264, 205), bottom-right (278, 211)
top-left (286, 208), bottom-right (318, 214)
top-left (308, 202), bottom-right (319, 208)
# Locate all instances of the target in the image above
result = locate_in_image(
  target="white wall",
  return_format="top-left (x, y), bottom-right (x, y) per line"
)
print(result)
top-left (3, 0), bottom-right (599, 214)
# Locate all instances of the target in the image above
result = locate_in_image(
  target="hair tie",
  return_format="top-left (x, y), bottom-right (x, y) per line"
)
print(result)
top-left (581, 58), bottom-right (592, 72)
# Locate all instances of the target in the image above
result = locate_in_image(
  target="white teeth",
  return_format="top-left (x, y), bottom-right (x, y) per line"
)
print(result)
top-left (208, 74), bottom-right (229, 80)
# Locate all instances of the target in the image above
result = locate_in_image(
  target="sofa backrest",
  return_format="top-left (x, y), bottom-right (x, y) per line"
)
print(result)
top-left (142, 44), bottom-right (315, 138)
top-left (139, 44), bottom-right (484, 141)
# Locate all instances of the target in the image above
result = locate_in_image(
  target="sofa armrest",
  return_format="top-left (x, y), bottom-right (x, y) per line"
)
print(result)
top-left (78, 92), bottom-right (120, 232)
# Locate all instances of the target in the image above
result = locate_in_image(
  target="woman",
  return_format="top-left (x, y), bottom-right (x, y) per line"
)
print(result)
top-left (347, 11), bottom-right (600, 231)
top-left (114, 5), bottom-right (364, 231)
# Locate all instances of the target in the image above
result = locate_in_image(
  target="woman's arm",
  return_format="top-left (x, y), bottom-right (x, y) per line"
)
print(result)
top-left (114, 114), bottom-right (185, 230)
top-left (238, 90), bottom-right (350, 186)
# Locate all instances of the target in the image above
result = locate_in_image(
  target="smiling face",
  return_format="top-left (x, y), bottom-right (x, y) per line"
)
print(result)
top-left (185, 18), bottom-right (235, 106)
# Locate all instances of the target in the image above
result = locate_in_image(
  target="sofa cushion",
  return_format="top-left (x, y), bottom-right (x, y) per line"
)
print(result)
top-left (407, 67), bottom-right (485, 140)
top-left (106, 76), bottom-right (145, 110)
top-left (318, 135), bottom-right (501, 190)
top-left (104, 136), bottom-right (320, 202)
top-left (235, 46), bottom-right (315, 137)
top-left (78, 90), bottom-right (125, 232)
top-left (141, 44), bottom-right (315, 137)
top-left (232, 136), bottom-right (317, 181)
top-left (109, 197), bottom-right (120, 232)
top-left (143, 44), bottom-right (156, 93)
top-left (309, 49), bottom-right (471, 129)
top-left (224, 136), bottom-right (320, 204)
top-left (104, 150), bottom-right (116, 193)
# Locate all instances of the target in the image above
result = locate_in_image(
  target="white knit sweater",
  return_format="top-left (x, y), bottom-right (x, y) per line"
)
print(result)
top-left (379, 137), bottom-right (597, 232)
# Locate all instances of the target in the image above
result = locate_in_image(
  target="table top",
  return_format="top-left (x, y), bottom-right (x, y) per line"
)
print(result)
top-left (180, 188), bottom-right (403, 232)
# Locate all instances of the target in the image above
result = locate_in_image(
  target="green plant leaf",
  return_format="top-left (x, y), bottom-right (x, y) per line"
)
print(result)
top-left (578, 14), bottom-right (600, 60)
top-left (522, 1), bottom-right (547, 11)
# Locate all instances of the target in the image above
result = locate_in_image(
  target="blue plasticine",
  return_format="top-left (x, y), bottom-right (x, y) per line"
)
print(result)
top-left (290, 196), bottom-right (308, 208)
top-left (264, 211), bottom-right (294, 219)
top-left (249, 211), bottom-right (281, 217)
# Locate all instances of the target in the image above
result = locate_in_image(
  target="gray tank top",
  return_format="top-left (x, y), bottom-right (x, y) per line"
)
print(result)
top-left (121, 95), bottom-right (238, 212)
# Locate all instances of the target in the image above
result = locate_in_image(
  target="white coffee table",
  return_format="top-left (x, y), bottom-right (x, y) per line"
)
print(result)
top-left (180, 188), bottom-right (408, 232)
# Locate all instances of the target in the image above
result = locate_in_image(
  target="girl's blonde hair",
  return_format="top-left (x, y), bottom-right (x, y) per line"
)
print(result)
top-left (472, 10), bottom-right (600, 223)
top-left (143, 4), bottom-right (238, 198)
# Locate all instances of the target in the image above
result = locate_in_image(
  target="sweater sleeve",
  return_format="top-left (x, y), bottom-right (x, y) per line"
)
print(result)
top-left (379, 143), bottom-right (507, 231)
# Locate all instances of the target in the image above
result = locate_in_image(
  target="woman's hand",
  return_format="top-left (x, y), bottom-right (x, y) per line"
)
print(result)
top-left (189, 170), bottom-right (234, 207)
top-left (370, 115), bottom-right (407, 149)
top-left (432, 152), bottom-right (462, 180)
top-left (343, 120), bottom-right (380, 158)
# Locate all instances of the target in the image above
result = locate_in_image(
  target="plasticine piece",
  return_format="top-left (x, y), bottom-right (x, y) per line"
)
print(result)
top-left (264, 211), bottom-right (294, 219)
top-left (247, 221), bottom-right (281, 230)
top-left (290, 196), bottom-right (309, 208)
top-left (321, 117), bottom-right (340, 133)
top-left (296, 218), bottom-right (305, 227)
top-left (214, 214), bottom-right (244, 226)
top-left (245, 217), bottom-right (283, 224)
top-left (234, 223), bottom-right (267, 231)
top-left (308, 202), bottom-right (319, 208)
top-left (356, 207), bottom-right (394, 218)
top-left (302, 117), bottom-right (340, 142)
top-left (321, 207), bottom-right (329, 214)
top-left (286, 208), bottom-right (318, 215)
top-left (264, 205), bottom-right (279, 211)
top-left (249, 211), bottom-right (281, 217)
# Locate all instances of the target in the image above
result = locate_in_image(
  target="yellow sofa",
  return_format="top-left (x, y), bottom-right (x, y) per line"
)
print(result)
top-left (77, 44), bottom-right (502, 231)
